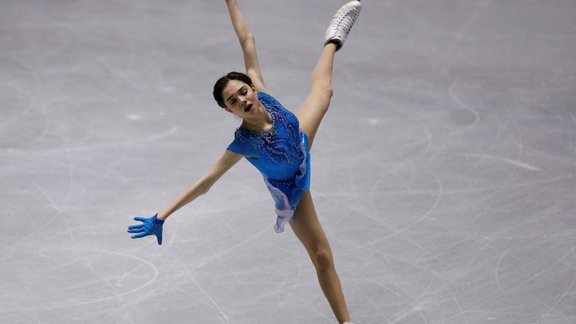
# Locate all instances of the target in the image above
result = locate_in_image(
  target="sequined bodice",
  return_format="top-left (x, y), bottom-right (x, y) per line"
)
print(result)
top-left (227, 92), bottom-right (305, 181)
top-left (226, 92), bottom-right (311, 233)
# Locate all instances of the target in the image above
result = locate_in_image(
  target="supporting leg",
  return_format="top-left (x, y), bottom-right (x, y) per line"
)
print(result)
top-left (289, 191), bottom-right (351, 323)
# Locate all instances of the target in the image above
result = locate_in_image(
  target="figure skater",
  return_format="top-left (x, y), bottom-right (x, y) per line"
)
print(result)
top-left (128, 1), bottom-right (362, 322)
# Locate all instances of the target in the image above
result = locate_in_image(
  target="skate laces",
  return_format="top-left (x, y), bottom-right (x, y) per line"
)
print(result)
top-left (332, 4), bottom-right (360, 39)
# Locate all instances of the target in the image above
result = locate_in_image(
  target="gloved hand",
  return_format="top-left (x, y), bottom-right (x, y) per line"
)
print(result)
top-left (128, 213), bottom-right (164, 245)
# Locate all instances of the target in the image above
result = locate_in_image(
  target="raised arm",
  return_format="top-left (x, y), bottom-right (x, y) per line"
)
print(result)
top-left (225, 0), bottom-right (267, 92)
top-left (157, 150), bottom-right (242, 221)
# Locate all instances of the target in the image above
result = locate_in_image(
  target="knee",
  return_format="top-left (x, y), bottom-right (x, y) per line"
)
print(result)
top-left (311, 82), bottom-right (333, 101)
top-left (319, 84), bottom-right (334, 100)
top-left (323, 84), bottom-right (334, 99)
top-left (311, 248), bottom-right (334, 271)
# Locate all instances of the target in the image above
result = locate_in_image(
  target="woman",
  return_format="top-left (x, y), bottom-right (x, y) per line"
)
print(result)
top-left (128, 1), bottom-right (362, 322)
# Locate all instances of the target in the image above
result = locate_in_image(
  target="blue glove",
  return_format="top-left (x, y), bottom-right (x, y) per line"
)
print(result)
top-left (128, 214), bottom-right (164, 245)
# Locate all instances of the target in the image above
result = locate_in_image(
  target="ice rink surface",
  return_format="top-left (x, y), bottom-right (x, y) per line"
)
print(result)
top-left (1, 0), bottom-right (576, 323)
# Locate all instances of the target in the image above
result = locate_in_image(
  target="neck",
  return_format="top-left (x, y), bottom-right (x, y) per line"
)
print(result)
top-left (241, 103), bottom-right (272, 131)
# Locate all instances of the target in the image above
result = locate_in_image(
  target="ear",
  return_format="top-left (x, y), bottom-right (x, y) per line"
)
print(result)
top-left (251, 84), bottom-right (257, 92)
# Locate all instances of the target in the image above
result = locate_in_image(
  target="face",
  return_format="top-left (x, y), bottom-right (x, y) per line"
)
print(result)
top-left (221, 80), bottom-right (258, 117)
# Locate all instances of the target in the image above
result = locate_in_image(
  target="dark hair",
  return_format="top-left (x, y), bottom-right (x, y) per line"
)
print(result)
top-left (213, 72), bottom-right (253, 108)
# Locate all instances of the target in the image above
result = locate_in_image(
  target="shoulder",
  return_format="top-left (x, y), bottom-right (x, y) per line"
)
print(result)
top-left (257, 92), bottom-right (284, 110)
top-left (257, 91), bottom-right (273, 101)
top-left (226, 128), bottom-right (246, 153)
top-left (229, 127), bottom-right (250, 145)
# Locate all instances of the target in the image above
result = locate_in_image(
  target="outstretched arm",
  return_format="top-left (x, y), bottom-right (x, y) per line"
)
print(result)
top-left (157, 150), bottom-right (243, 221)
top-left (225, 0), bottom-right (267, 92)
top-left (128, 150), bottom-right (242, 245)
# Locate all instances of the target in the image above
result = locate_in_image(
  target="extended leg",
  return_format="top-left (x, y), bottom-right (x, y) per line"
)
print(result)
top-left (295, 43), bottom-right (337, 149)
top-left (289, 191), bottom-right (352, 323)
top-left (296, 0), bottom-right (362, 150)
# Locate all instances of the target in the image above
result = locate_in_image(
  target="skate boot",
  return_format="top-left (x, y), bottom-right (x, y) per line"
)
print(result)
top-left (323, 0), bottom-right (362, 50)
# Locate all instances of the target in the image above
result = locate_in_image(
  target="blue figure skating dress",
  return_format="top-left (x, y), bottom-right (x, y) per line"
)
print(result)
top-left (226, 92), bottom-right (311, 233)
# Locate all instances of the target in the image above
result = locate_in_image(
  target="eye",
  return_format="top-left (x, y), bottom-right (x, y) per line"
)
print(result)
top-left (240, 87), bottom-right (247, 95)
top-left (230, 99), bottom-right (237, 105)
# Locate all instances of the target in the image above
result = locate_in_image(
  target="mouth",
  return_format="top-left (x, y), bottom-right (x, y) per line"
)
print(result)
top-left (244, 104), bottom-right (253, 112)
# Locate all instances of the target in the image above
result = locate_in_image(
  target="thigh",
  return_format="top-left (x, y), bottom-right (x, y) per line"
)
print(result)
top-left (295, 91), bottom-right (332, 150)
top-left (289, 191), bottom-right (332, 253)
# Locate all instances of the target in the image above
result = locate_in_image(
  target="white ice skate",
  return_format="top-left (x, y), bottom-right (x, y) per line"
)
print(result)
top-left (323, 0), bottom-right (362, 50)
